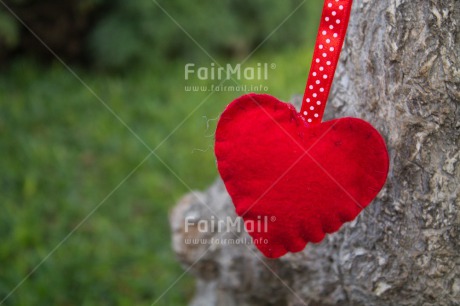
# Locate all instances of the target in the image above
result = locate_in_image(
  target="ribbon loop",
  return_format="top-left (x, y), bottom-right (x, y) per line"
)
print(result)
top-left (301, 0), bottom-right (353, 125)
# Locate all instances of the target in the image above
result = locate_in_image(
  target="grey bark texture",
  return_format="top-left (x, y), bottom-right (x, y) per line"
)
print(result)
top-left (170, 0), bottom-right (460, 305)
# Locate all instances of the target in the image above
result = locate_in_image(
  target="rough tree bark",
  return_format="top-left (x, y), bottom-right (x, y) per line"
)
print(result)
top-left (170, 0), bottom-right (460, 305)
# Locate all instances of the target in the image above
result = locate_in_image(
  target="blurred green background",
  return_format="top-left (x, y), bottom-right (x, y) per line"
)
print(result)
top-left (0, 0), bottom-right (321, 305)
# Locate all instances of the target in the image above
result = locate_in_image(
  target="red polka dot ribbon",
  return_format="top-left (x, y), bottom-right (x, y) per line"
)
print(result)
top-left (301, 0), bottom-right (353, 124)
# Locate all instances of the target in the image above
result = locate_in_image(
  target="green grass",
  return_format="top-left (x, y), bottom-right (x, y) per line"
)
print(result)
top-left (0, 45), bottom-right (312, 305)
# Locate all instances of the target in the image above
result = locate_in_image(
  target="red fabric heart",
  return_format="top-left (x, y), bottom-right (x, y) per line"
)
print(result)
top-left (215, 93), bottom-right (389, 258)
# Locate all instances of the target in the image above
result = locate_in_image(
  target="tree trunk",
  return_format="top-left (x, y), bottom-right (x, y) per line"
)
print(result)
top-left (170, 0), bottom-right (460, 305)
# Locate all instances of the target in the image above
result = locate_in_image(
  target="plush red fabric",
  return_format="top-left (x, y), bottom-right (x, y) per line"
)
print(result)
top-left (215, 93), bottom-right (389, 258)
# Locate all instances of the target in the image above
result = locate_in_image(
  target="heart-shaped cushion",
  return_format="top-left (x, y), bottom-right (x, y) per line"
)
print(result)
top-left (215, 93), bottom-right (389, 258)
